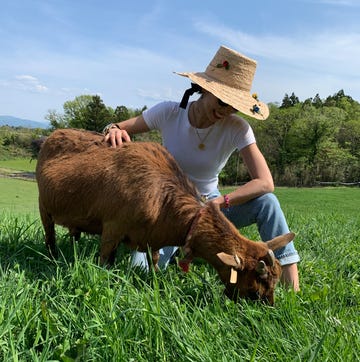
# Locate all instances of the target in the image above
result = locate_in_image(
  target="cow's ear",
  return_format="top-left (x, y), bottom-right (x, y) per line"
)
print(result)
top-left (266, 232), bottom-right (295, 251)
top-left (217, 252), bottom-right (243, 270)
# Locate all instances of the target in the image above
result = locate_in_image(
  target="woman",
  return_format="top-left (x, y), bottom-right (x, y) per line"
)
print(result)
top-left (103, 45), bottom-right (300, 290)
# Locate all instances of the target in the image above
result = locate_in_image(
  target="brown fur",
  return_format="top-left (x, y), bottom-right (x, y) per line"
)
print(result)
top-left (36, 128), bottom-right (293, 304)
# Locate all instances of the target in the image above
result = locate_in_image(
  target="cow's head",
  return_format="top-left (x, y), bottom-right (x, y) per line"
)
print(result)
top-left (216, 233), bottom-right (294, 305)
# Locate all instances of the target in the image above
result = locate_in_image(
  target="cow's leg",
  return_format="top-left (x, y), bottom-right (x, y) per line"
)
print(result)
top-left (69, 228), bottom-right (81, 242)
top-left (100, 229), bottom-right (120, 266)
top-left (100, 240), bottom-right (118, 266)
top-left (147, 249), bottom-right (160, 271)
top-left (39, 205), bottom-right (57, 259)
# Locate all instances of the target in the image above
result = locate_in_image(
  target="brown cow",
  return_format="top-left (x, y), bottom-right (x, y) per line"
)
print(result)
top-left (36, 128), bottom-right (293, 304)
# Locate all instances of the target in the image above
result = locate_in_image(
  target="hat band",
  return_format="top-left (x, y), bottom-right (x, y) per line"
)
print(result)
top-left (179, 83), bottom-right (202, 109)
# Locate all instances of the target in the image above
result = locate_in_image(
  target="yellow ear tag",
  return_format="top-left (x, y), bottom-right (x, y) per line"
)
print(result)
top-left (230, 268), bottom-right (237, 284)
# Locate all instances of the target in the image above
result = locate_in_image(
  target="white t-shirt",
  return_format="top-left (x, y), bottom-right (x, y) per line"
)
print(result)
top-left (142, 101), bottom-right (256, 195)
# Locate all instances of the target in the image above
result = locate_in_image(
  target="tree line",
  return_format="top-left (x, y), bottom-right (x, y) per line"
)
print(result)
top-left (247, 90), bottom-right (360, 186)
top-left (1, 90), bottom-right (359, 187)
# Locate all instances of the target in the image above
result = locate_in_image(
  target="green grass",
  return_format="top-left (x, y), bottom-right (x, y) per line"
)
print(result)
top-left (0, 158), bottom-right (36, 172)
top-left (0, 178), bottom-right (38, 215)
top-left (274, 187), bottom-right (359, 215)
top-left (1, 179), bottom-right (359, 361)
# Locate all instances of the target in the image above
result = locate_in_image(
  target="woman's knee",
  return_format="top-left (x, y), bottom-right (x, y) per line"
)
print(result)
top-left (254, 193), bottom-right (288, 232)
top-left (256, 193), bottom-right (281, 214)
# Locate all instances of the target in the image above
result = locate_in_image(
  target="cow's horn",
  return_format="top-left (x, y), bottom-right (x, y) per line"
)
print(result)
top-left (264, 249), bottom-right (275, 267)
top-left (234, 254), bottom-right (241, 266)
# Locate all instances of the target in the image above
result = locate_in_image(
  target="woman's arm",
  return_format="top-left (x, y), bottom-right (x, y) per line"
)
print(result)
top-left (212, 143), bottom-right (274, 208)
top-left (104, 115), bottom-right (150, 147)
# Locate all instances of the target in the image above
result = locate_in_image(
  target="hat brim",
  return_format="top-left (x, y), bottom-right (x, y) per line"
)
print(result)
top-left (175, 71), bottom-right (269, 120)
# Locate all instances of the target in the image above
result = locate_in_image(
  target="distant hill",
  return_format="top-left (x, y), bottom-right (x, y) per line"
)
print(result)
top-left (0, 115), bottom-right (49, 129)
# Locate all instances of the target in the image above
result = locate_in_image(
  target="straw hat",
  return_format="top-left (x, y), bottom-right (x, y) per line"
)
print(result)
top-left (175, 45), bottom-right (269, 120)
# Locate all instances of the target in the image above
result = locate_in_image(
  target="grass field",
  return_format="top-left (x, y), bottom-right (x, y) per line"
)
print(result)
top-left (0, 178), bottom-right (38, 215)
top-left (0, 177), bottom-right (359, 361)
top-left (0, 158), bottom-right (36, 173)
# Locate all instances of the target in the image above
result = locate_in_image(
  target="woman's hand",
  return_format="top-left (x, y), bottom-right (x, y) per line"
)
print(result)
top-left (209, 195), bottom-right (226, 209)
top-left (103, 116), bottom-right (150, 148)
top-left (104, 126), bottom-right (131, 148)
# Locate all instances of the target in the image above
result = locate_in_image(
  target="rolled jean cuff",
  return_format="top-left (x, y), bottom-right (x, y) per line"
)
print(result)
top-left (272, 237), bottom-right (300, 266)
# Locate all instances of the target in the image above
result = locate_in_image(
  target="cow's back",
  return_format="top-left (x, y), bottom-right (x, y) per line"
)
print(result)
top-left (36, 128), bottom-right (199, 236)
top-left (37, 129), bottom-right (107, 164)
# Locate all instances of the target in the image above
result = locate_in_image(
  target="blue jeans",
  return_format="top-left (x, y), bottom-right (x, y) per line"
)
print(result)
top-left (131, 192), bottom-right (300, 269)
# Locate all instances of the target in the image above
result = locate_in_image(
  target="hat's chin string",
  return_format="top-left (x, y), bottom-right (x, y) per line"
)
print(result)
top-left (179, 83), bottom-right (202, 109)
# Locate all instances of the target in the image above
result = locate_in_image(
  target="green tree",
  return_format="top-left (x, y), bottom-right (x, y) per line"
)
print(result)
top-left (312, 93), bottom-right (323, 108)
top-left (294, 106), bottom-right (344, 164)
top-left (324, 90), bottom-right (352, 107)
top-left (114, 106), bottom-right (130, 122)
top-left (46, 109), bottom-right (67, 130)
top-left (65, 95), bottom-right (94, 129)
top-left (337, 119), bottom-right (360, 157)
top-left (251, 105), bottom-right (300, 180)
top-left (130, 105), bottom-right (147, 117)
top-left (44, 95), bottom-right (147, 131)
top-left (219, 152), bottom-right (249, 186)
top-left (44, 95), bottom-right (94, 129)
top-left (314, 139), bottom-right (357, 182)
top-left (280, 93), bottom-right (292, 108)
top-left (83, 95), bottom-right (112, 132)
top-left (39, 91), bottom-right (359, 186)
top-left (289, 92), bottom-right (300, 106)
top-left (280, 92), bottom-right (299, 108)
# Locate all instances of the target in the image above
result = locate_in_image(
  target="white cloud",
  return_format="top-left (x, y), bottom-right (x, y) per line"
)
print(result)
top-left (194, 22), bottom-right (360, 77)
top-left (2, 74), bottom-right (49, 93)
top-left (1, 1), bottom-right (359, 120)
top-left (136, 86), bottom-right (183, 103)
top-left (15, 75), bottom-right (38, 82)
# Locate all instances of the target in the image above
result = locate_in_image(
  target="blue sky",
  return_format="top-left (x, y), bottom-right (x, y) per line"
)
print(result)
top-left (1, 0), bottom-right (359, 122)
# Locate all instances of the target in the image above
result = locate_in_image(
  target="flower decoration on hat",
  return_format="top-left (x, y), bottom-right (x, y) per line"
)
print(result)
top-left (251, 104), bottom-right (261, 114)
top-left (216, 60), bottom-right (230, 70)
top-left (251, 94), bottom-right (264, 117)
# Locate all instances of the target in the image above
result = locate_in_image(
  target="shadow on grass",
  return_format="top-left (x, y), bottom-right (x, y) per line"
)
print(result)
top-left (0, 216), bottom-right (221, 308)
top-left (0, 222), bottom-right (98, 278)
top-left (0, 215), bottom-right (123, 276)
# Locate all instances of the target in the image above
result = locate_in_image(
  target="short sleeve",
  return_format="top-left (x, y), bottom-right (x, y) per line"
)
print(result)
top-left (142, 101), bottom-right (181, 130)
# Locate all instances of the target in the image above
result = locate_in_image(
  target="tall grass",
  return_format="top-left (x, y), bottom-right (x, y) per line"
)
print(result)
top-left (0, 185), bottom-right (359, 361)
